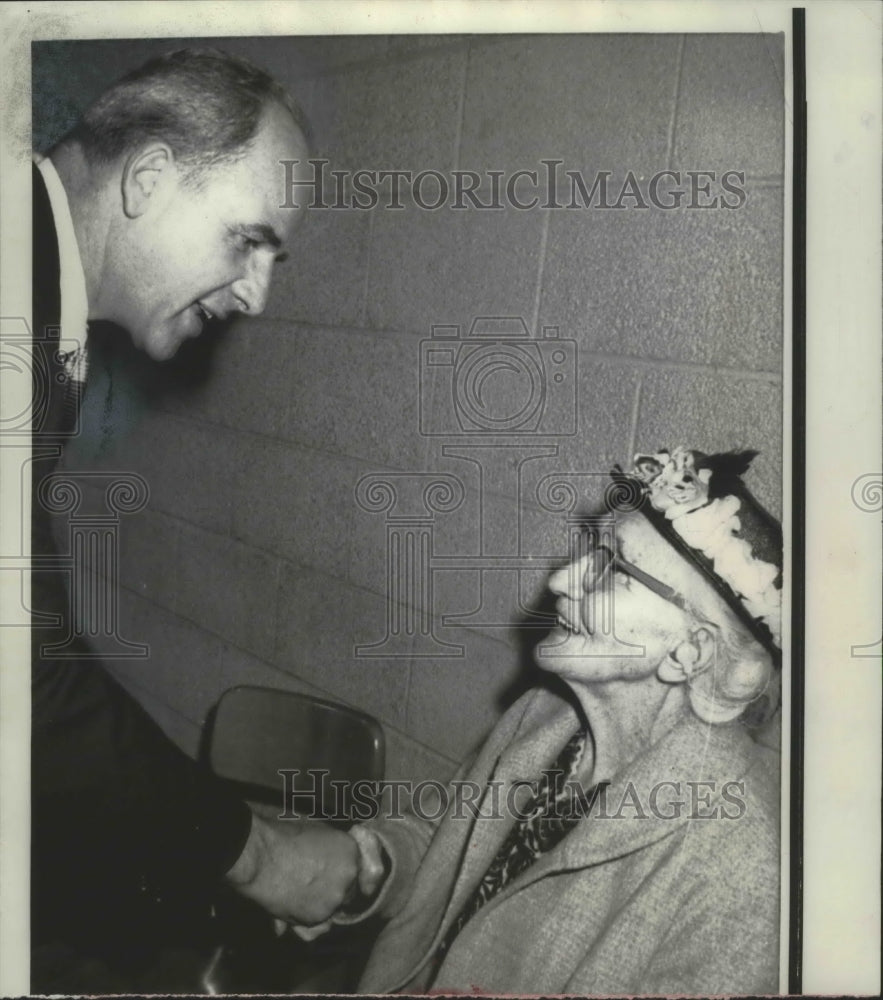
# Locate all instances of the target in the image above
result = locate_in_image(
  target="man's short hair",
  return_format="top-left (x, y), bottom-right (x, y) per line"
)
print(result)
top-left (62, 47), bottom-right (309, 179)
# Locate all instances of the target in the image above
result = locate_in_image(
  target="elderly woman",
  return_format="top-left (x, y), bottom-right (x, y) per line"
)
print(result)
top-left (342, 448), bottom-right (782, 996)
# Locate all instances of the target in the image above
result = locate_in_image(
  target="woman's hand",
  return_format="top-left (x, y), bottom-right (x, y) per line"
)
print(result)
top-left (349, 824), bottom-right (387, 896)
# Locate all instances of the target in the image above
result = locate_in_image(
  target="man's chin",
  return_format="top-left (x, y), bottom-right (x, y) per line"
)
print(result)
top-left (142, 338), bottom-right (185, 362)
top-left (138, 326), bottom-right (195, 362)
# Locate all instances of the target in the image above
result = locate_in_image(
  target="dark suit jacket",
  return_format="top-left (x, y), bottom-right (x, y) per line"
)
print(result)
top-left (30, 163), bottom-right (251, 959)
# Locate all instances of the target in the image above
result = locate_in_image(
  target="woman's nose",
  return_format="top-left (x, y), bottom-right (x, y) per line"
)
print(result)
top-left (548, 555), bottom-right (592, 599)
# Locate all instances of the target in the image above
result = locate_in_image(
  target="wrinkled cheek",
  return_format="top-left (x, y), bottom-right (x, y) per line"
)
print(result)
top-left (606, 599), bottom-right (646, 640)
top-left (616, 621), bottom-right (674, 667)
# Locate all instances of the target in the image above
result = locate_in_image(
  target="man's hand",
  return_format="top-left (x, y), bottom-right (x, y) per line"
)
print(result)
top-left (288, 824), bottom-right (387, 941)
top-left (225, 814), bottom-right (361, 927)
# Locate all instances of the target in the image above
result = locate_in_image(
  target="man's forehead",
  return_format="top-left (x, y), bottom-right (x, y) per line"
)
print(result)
top-left (223, 161), bottom-right (303, 247)
top-left (253, 101), bottom-right (308, 158)
top-left (254, 115), bottom-right (306, 214)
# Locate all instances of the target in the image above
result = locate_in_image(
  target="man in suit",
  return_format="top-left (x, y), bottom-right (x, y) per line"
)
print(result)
top-left (30, 48), bottom-right (365, 987)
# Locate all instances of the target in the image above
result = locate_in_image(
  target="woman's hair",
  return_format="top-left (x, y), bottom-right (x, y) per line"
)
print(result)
top-left (618, 510), bottom-right (778, 727)
top-left (57, 48), bottom-right (310, 182)
top-left (683, 599), bottom-right (778, 727)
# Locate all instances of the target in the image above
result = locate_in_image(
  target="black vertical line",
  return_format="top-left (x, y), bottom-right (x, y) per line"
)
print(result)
top-left (790, 6), bottom-right (807, 996)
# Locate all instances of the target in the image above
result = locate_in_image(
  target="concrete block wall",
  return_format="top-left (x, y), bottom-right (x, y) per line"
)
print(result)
top-left (36, 33), bottom-right (784, 785)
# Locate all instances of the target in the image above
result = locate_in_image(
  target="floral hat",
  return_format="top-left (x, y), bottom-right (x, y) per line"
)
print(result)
top-left (611, 447), bottom-right (782, 665)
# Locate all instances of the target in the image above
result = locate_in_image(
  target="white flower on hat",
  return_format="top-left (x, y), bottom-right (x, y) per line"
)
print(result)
top-left (633, 447), bottom-right (712, 518)
top-left (632, 447), bottom-right (782, 647)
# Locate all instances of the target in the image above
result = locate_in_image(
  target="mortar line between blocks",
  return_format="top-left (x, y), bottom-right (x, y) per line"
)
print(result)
top-left (110, 672), bottom-right (203, 739)
top-left (452, 43), bottom-right (470, 173)
top-left (627, 374), bottom-right (644, 463)
top-left (268, 553), bottom-right (285, 679)
top-left (304, 77), bottom-right (316, 132)
top-left (385, 705), bottom-right (468, 758)
top-left (531, 210), bottom-right (551, 336)
top-left (667, 34), bottom-right (687, 172)
top-left (745, 176), bottom-right (786, 188)
top-left (581, 353), bottom-right (783, 382)
top-left (121, 581), bottom-right (393, 722)
top-left (302, 36), bottom-right (490, 82)
top-left (359, 205), bottom-right (377, 326)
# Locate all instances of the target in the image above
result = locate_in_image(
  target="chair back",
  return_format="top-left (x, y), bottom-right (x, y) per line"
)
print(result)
top-left (209, 686), bottom-right (385, 818)
top-left (201, 687), bottom-right (387, 992)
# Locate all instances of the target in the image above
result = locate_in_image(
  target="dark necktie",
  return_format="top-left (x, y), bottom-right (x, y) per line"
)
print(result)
top-left (58, 345), bottom-right (89, 435)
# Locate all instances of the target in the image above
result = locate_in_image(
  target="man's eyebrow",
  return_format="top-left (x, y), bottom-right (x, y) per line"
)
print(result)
top-left (239, 222), bottom-right (283, 249)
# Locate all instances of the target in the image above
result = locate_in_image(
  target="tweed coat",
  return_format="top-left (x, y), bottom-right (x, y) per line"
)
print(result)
top-left (358, 685), bottom-right (780, 996)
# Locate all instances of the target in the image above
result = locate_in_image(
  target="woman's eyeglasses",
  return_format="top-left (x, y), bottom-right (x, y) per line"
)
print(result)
top-left (580, 543), bottom-right (688, 614)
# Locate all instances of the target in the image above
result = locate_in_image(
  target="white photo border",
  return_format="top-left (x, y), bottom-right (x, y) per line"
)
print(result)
top-left (1, 2), bottom-right (880, 996)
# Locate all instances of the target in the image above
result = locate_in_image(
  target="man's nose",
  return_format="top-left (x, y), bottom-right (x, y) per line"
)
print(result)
top-left (548, 554), bottom-right (593, 599)
top-left (231, 255), bottom-right (273, 316)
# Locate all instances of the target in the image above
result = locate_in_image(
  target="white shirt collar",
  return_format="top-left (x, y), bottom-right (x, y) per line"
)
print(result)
top-left (35, 155), bottom-right (90, 358)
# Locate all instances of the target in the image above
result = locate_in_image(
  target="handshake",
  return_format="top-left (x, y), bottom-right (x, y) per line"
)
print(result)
top-left (225, 813), bottom-right (387, 939)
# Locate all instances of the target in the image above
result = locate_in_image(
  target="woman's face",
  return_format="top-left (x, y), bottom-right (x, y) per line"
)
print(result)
top-left (536, 518), bottom-right (691, 684)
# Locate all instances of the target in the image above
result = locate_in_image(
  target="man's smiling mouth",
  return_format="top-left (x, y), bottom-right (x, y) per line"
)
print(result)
top-left (195, 302), bottom-right (215, 324)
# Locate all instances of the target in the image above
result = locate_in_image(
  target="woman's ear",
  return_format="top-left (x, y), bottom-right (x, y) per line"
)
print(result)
top-left (659, 625), bottom-right (746, 722)
top-left (656, 626), bottom-right (716, 684)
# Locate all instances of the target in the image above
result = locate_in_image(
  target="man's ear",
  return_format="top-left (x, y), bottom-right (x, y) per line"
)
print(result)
top-left (121, 144), bottom-right (176, 218)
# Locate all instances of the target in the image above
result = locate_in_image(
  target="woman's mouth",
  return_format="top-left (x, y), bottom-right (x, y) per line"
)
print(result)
top-left (556, 614), bottom-right (579, 634)
top-left (556, 601), bottom-right (590, 636)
